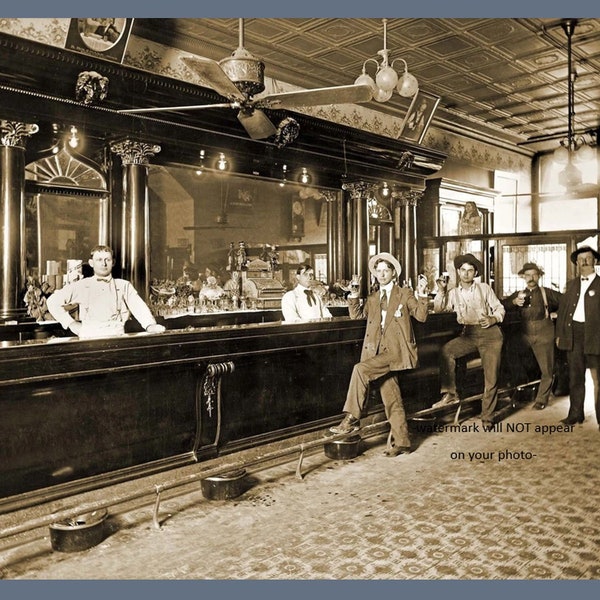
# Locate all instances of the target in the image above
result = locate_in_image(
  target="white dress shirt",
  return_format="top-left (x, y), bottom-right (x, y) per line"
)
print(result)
top-left (573, 273), bottom-right (596, 322)
top-left (281, 284), bottom-right (333, 322)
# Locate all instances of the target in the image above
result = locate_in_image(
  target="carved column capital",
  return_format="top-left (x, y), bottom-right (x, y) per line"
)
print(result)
top-left (341, 180), bottom-right (377, 199)
top-left (319, 190), bottom-right (338, 203)
top-left (393, 189), bottom-right (423, 207)
top-left (0, 121), bottom-right (39, 149)
top-left (110, 139), bottom-right (161, 166)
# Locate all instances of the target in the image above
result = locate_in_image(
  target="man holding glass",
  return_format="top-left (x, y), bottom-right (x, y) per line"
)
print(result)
top-left (433, 253), bottom-right (505, 428)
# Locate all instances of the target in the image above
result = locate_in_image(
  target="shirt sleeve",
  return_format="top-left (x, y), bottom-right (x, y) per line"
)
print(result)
top-left (484, 284), bottom-right (505, 323)
top-left (46, 283), bottom-right (78, 329)
top-left (121, 281), bottom-right (157, 330)
top-left (281, 291), bottom-right (299, 322)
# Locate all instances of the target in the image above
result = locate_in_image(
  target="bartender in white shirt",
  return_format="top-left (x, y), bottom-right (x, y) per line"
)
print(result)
top-left (281, 264), bottom-right (333, 322)
top-left (46, 245), bottom-right (166, 339)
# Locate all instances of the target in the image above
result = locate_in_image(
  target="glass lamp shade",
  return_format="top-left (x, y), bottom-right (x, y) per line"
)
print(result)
top-left (373, 87), bottom-right (393, 103)
top-left (354, 73), bottom-right (378, 95)
top-left (575, 143), bottom-right (595, 163)
top-left (558, 161), bottom-right (582, 188)
top-left (553, 144), bottom-right (569, 165)
top-left (375, 65), bottom-right (399, 92)
top-left (396, 72), bottom-right (419, 98)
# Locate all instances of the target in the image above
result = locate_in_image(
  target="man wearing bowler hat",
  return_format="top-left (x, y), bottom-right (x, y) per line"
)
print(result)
top-left (555, 245), bottom-right (600, 429)
top-left (329, 252), bottom-right (429, 456)
top-left (433, 253), bottom-right (505, 428)
top-left (503, 262), bottom-right (562, 410)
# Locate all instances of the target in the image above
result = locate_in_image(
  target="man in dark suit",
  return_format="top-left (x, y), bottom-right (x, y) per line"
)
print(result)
top-left (503, 262), bottom-right (562, 410)
top-left (555, 246), bottom-right (600, 428)
top-left (328, 252), bottom-right (429, 456)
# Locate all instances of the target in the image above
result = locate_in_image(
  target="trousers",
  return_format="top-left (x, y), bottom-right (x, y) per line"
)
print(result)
top-left (440, 324), bottom-right (504, 421)
top-left (522, 318), bottom-right (556, 405)
top-left (342, 351), bottom-right (410, 448)
top-left (566, 321), bottom-right (600, 423)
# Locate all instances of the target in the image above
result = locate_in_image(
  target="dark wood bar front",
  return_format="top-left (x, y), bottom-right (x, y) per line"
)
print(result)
top-left (0, 311), bottom-right (535, 510)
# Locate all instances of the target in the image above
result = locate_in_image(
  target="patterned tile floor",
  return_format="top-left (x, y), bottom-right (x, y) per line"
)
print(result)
top-left (1, 395), bottom-right (599, 580)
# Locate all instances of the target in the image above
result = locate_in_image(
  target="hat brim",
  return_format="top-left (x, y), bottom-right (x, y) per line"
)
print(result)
top-left (517, 264), bottom-right (544, 276)
top-left (453, 254), bottom-right (483, 275)
top-left (368, 252), bottom-right (402, 278)
top-left (570, 246), bottom-right (600, 264)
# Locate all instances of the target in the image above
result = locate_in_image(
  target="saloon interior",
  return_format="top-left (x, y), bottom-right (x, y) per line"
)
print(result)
top-left (1, 17), bottom-right (600, 580)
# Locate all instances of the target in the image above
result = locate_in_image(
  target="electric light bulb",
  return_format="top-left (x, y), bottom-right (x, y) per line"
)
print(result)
top-left (217, 153), bottom-right (228, 171)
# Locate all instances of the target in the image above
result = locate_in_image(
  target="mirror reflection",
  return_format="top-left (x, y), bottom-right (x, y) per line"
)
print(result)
top-left (148, 164), bottom-right (334, 288)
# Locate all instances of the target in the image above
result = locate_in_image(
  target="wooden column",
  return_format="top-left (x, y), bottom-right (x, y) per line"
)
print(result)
top-left (0, 120), bottom-right (38, 321)
top-left (110, 139), bottom-right (161, 299)
top-left (321, 190), bottom-right (342, 284)
top-left (342, 181), bottom-right (373, 296)
top-left (394, 189), bottom-right (422, 286)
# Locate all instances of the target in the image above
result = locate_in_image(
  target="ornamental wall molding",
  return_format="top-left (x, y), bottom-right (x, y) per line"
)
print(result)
top-left (0, 18), bottom-right (530, 177)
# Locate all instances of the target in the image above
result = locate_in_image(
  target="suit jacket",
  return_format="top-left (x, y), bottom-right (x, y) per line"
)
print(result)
top-left (348, 283), bottom-right (428, 371)
top-left (556, 275), bottom-right (600, 354)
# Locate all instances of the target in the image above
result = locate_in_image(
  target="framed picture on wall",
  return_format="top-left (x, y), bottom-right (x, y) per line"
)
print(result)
top-left (66, 18), bottom-right (134, 63)
top-left (398, 90), bottom-right (441, 144)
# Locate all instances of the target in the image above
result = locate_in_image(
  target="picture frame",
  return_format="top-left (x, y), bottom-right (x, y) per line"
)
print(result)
top-left (398, 90), bottom-right (441, 144)
top-left (66, 18), bottom-right (134, 63)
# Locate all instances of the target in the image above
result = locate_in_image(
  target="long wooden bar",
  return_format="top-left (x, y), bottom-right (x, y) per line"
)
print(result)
top-left (0, 312), bottom-right (534, 510)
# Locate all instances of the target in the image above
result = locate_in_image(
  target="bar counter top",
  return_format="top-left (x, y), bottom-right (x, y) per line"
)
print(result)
top-left (0, 310), bottom-right (534, 509)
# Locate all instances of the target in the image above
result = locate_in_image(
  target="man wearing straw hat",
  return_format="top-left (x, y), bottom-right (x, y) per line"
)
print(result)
top-left (328, 252), bottom-right (429, 456)
top-left (503, 262), bottom-right (562, 410)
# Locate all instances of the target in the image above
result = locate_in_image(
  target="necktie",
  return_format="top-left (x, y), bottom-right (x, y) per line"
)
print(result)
top-left (304, 289), bottom-right (316, 306)
top-left (581, 277), bottom-right (588, 282)
top-left (97, 277), bottom-right (110, 282)
top-left (380, 289), bottom-right (388, 311)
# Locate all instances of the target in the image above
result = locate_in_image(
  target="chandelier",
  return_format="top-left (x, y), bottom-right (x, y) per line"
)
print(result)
top-left (354, 19), bottom-right (419, 103)
top-left (553, 19), bottom-right (597, 188)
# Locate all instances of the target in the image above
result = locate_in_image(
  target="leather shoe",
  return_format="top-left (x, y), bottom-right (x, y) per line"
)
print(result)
top-left (560, 416), bottom-right (584, 425)
top-left (432, 392), bottom-right (458, 409)
top-left (329, 413), bottom-right (360, 435)
top-left (532, 402), bottom-right (546, 410)
top-left (383, 446), bottom-right (411, 457)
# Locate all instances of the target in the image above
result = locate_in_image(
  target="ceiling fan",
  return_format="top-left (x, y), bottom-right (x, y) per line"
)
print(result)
top-left (119, 18), bottom-right (374, 140)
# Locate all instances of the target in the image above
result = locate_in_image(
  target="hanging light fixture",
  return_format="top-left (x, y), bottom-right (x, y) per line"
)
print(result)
top-left (195, 149), bottom-right (206, 176)
top-left (553, 19), bottom-right (597, 188)
top-left (67, 126), bottom-right (79, 149)
top-left (216, 152), bottom-right (229, 171)
top-left (354, 18), bottom-right (419, 104)
top-left (279, 164), bottom-right (288, 187)
top-left (298, 167), bottom-right (312, 185)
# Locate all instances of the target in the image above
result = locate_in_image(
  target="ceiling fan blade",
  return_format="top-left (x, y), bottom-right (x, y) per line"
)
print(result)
top-left (181, 56), bottom-right (246, 102)
top-left (237, 109), bottom-right (278, 140)
top-left (256, 83), bottom-right (374, 110)
top-left (119, 103), bottom-right (233, 114)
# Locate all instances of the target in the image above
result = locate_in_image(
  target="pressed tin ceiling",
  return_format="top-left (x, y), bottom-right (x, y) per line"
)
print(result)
top-left (131, 17), bottom-right (600, 153)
